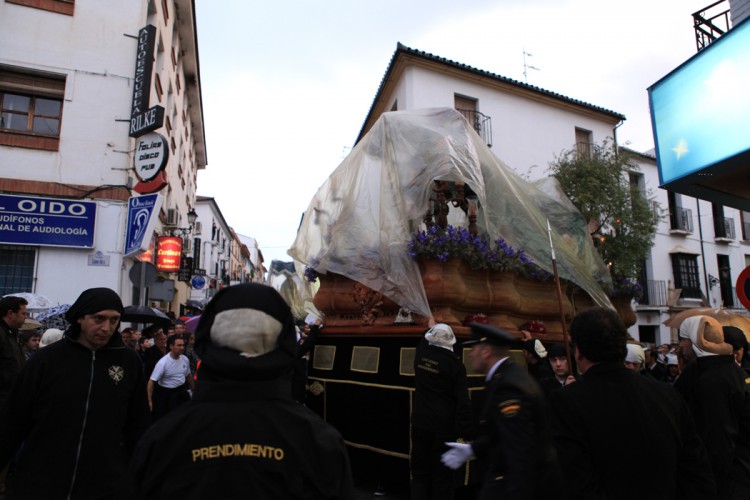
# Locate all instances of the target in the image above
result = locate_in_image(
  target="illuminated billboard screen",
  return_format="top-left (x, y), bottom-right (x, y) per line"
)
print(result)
top-left (649, 17), bottom-right (750, 210)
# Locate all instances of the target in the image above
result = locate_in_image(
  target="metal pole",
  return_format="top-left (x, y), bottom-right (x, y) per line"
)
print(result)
top-left (547, 220), bottom-right (573, 370)
top-left (139, 260), bottom-right (146, 307)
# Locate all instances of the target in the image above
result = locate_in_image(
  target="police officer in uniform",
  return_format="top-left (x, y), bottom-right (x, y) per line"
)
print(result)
top-left (411, 323), bottom-right (474, 500)
top-left (441, 323), bottom-right (562, 499)
top-left (126, 283), bottom-right (354, 499)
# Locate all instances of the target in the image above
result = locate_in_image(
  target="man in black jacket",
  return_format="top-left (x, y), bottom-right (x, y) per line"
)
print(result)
top-left (0, 296), bottom-right (27, 499)
top-left (548, 307), bottom-right (716, 500)
top-left (0, 296), bottom-right (27, 411)
top-left (126, 283), bottom-right (354, 499)
top-left (411, 323), bottom-right (473, 500)
top-left (0, 287), bottom-right (150, 500)
top-left (441, 323), bottom-right (562, 499)
top-left (675, 316), bottom-right (750, 499)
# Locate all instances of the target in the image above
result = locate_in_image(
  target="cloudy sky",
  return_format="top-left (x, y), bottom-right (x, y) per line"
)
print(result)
top-left (194, 0), bottom-right (712, 267)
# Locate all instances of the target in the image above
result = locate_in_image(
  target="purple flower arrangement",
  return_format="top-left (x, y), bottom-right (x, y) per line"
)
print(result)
top-left (408, 224), bottom-right (551, 280)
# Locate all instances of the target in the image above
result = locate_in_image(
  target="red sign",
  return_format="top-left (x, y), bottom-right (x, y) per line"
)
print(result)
top-left (134, 170), bottom-right (168, 194)
top-left (736, 266), bottom-right (750, 311)
top-left (156, 236), bottom-right (182, 272)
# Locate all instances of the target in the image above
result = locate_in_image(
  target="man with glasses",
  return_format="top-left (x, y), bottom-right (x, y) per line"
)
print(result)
top-left (0, 287), bottom-right (150, 500)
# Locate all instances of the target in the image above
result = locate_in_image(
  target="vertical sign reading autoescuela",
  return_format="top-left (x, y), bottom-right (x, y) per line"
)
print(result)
top-left (129, 25), bottom-right (164, 138)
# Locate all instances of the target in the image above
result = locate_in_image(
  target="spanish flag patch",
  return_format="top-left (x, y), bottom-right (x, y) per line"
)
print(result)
top-left (498, 399), bottom-right (521, 417)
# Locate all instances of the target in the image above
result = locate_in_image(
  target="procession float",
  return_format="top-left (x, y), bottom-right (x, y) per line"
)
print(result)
top-left (287, 108), bottom-right (619, 488)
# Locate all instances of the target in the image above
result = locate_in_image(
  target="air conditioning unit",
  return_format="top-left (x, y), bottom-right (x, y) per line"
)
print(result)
top-left (194, 221), bottom-right (202, 235)
top-left (166, 208), bottom-right (178, 226)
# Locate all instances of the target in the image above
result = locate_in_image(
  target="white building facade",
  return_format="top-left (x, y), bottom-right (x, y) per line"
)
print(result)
top-left (189, 196), bottom-right (231, 302)
top-left (358, 43), bottom-right (750, 344)
top-left (632, 151), bottom-right (750, 345)
top-left (0, 0), bottom-right (207, 312)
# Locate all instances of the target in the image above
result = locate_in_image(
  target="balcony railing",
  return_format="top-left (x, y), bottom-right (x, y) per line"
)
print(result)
top-left (638, 280), bottom-right (668, 307)
top-left (714, 216), bottom-right (735, 239)
top-left (670, 208), bottom-right (693, 233)
top-left (456, 109), bottom-right (492, 147)
top-left (693, 0), bottom-right (731, 51)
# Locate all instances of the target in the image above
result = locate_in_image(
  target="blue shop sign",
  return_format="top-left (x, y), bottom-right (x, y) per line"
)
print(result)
top-left (191, 275), bottom-right (206, 290)
top-left (0, 194), bottom-right (96, 248)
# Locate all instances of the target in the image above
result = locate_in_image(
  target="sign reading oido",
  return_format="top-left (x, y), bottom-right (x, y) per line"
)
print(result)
top-left (0, 194), bottom-right (96, 248)
top-left (129, 24), bottom-right (164, 138)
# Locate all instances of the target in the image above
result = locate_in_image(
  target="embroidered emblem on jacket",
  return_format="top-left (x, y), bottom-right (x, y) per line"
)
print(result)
top-left (498, 399), bottom-right (521, 417)
top-left (108, 365), bottom-right (124, 384)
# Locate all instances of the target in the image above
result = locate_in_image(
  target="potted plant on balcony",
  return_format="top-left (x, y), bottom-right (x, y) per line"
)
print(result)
top-left (548, 139), bottom-right (659, 323)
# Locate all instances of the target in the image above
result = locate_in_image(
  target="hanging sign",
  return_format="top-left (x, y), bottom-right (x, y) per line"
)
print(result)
top-left (124, 193), bottom-right (162, 257)
top-left (156, 236), bottom-right (183, 272)
top-left (134, 132), bottom-right (169, 182)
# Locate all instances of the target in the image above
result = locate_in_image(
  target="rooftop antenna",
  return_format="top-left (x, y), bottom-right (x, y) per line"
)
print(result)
top-left (522, 48), bottom-right (540, 84)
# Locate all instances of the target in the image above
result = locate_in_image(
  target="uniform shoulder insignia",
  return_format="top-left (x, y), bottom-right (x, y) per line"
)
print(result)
top-left (498, 399), bottom-right (521, 417)
top-left (744, 377), bottom-right (750, 385)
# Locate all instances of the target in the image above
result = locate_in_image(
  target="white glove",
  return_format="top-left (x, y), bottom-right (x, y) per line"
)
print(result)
top-left (441, 442), bottom-right (473, 470)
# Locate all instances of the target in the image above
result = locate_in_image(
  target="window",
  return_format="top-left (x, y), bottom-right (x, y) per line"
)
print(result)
top-left (742, 211), bottom-right (750, 240)
top-left (713, 203), bottom-right (735, 239)
top-left (0, 67), bottom-right (65, 151)
top-left (638, 325), bottom-right (657, 344)
top-left (0, 245), bottom-right (36, 296)
top-left (575, 128), bottom-right (593, 158)
top-left (671, 253), bottom-right (701, 299)
top-left (6, 0), bottom-right (74, 15)
top-left (155, 74), bottom-right (163, 102)
top-left (668, 191), bottom-right (692, 233)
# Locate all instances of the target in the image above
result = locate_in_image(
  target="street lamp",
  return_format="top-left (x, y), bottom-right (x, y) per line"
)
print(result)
top-left (187, 208), bottom-right (198, 227)
top-left (170, 208), bottom-right (198, 237)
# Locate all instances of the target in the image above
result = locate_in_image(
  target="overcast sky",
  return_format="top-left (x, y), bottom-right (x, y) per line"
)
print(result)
top-left (194, 0), bottom-right (712, 267)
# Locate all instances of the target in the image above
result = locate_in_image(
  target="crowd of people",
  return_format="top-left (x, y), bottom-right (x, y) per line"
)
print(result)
top-left (417, 310), bottom-right (750, 500)
top-left (0, 285), bottom-right (350, 500)
top-left (1, 286), bottom-right (749, 499)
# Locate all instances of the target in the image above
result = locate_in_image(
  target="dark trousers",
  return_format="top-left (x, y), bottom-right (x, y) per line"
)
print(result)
top-left (152, 384), bottom-right (190, 421)
top-left (410, 426), bottom-right (456, 500)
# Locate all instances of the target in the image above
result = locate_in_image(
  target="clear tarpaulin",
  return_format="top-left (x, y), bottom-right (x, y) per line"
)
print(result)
top-left (289, 108), bottom-right (612, 319)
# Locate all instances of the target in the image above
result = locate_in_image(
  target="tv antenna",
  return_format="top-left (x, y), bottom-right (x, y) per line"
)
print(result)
top-left (522, 49), bottom-right (540, 84)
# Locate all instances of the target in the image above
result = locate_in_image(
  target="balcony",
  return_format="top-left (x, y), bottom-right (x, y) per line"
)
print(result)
top-left (637, 280), bottom-right (668, 307)
top-left (456, 109), bottom-right (492, 147)
top-left (693, 0), bottom-right (731, 51)
top-left (669, 208), bottom-right (693, 234)
top-left (714, 216), bottom-right (735, 241)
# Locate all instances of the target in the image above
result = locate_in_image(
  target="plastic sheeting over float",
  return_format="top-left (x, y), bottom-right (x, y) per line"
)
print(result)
top-left (289, 108), bottom-right (612, 318)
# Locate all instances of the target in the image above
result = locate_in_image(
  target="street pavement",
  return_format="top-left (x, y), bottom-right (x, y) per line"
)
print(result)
top-left (353, 481), bottom-right (408, 499)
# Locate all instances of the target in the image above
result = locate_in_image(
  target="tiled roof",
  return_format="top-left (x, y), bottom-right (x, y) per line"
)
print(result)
top-left (356, 43), bottom-right (626, 143)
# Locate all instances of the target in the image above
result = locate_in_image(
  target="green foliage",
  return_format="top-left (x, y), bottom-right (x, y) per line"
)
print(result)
top-left (548, 139), bottom-right (659, 289)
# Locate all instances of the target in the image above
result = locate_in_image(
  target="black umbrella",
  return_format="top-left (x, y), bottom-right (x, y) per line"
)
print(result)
top-left (122, 305), bottom-right (172, 327)
top-left (185, 299), bottom-right (207, 311)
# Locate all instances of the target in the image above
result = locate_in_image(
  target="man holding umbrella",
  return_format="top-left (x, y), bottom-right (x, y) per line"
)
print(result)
top-left (0, 287), bottom-right (150, 500)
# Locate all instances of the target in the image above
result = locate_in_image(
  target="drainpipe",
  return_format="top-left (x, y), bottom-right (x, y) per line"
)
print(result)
top-left (696, 199), bottom-right (712, 304)
top-left (613, 120), bottom-right (625, 154)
